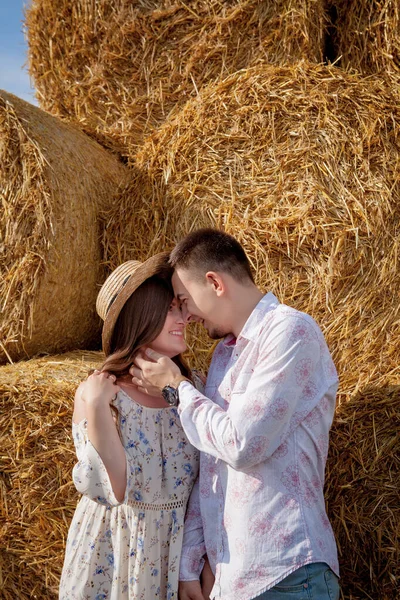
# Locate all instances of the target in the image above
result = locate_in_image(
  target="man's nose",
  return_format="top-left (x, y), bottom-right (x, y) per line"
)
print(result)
top-left (181, 303), bottom-right (193, 324)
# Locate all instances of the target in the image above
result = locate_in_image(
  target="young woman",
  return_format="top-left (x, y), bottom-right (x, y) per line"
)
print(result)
top-left (59, 253), bottom-right (200, 600)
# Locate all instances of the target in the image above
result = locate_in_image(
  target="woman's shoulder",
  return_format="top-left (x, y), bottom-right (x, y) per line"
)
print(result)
top-left (72, 381), bottom-right (87, 424)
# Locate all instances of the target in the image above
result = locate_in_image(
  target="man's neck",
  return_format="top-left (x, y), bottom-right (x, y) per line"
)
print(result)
top-left (231, 286), bottom-right (265, 338)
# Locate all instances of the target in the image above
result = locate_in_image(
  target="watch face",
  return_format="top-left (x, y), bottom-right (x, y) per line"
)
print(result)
top-left (162, 385), bottom-right (179, 406)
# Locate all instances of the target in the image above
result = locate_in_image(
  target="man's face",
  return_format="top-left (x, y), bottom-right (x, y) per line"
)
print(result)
top-left (172, 268), bottom-right (229, 340)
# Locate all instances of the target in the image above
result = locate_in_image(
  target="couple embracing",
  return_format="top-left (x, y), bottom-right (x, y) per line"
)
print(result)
top-left (60, 228), bottom-right (340, 600)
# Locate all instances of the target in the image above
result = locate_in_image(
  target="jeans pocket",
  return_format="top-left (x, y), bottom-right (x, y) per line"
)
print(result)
top-left (274, 567), bottom-right (309, 594)
top-left (324, 569), bottom-right (340, 600)
top-left (273, 583), bottom-right (308, 594)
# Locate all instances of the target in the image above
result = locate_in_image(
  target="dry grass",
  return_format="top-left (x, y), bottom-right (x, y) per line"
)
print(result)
top-left (0, 90), bottom-right (128, 364)
top-left (1, 362), bottom-right (398, 599)
top-left (328, 0), bottom-right (400, 77)
top-left (0, 351), bottom-right (102, 600)
top-left (326, 385), bottom-right (400, 600)
top-left (25, 0), bottom-right (327, 154)
top-left (103, 62), bottom-right (400, 401)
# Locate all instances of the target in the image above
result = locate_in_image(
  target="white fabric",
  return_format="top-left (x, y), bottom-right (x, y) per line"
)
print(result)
top-left (178, 293), bottom-right (339, 600)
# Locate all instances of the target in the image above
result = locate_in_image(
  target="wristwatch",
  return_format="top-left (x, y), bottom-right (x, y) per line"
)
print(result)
top-left (161, 376), bottom-right (189, 406)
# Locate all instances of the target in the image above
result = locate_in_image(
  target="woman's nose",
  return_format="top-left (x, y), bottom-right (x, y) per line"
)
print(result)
top-left (173, 305), bottom-right (185, 324)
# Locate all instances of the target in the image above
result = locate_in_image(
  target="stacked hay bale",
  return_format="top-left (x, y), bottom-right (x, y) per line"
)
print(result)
top-left (329, 0), bottom-right (400, 76)
top-left (326, 385), bottom-right (400, 600)
top-left (13, 2), bottom-right (400, 599)
top-left (25, 0), bottom-right (327, 154)
top-left (101, 62), bottom-right (400, 598)
top-left (0, 90), bottom-right (128, 364)
top-left (103, 62), bottom-right (400, 398)
top-left (0, 351), bottom-right (101, 600)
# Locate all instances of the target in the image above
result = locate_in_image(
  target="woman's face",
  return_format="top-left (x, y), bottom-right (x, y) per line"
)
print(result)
top-left (149, 298), bottom-right (187, 357)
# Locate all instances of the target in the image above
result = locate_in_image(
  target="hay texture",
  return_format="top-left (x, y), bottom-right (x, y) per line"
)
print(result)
top-left (326, 385), bottom-right (400, 600)
top-left (103, 62), bottom-right (400, 398)
top-left (329, 0), bottom-right (400, 77)
top-left (0, 351), bottom-right (101, 600)
top-left (0, 347), bottom-right (398, 600)
top-left (25, 0), bottom-right (327, 154)
top-left (0, 90), bottom-right (128, 364)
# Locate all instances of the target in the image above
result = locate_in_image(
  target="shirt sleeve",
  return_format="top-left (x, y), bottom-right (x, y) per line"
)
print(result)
top-left (71, 421), bottom-right (128, 507)
top-left (178, 314), bottom-right (329, 470)
top-left (179, 478), bottom-right (206, 581)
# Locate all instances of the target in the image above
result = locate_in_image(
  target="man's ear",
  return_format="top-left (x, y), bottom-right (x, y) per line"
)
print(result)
top-left (205, 271), bottom-right (225, 296)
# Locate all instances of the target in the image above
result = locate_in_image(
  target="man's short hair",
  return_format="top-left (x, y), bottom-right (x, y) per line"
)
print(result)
top-left (169, 228), bottom-right (254, 283)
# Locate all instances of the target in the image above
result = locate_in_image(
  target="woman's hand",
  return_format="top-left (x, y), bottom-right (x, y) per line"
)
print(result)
top-left (82, 370), bottom-right (120, 406)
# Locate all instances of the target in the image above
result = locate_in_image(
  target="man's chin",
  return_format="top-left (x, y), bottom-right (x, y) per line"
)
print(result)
top-left (206, 327), bottom-right (226, 340)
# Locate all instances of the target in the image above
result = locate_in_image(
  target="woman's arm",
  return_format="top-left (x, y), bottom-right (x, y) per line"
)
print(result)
top-left (76, 371), bottom-right (126, 502)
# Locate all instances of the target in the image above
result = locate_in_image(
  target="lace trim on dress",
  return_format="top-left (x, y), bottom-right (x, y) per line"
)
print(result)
top-left (126, 498), bottom-right (185, 511)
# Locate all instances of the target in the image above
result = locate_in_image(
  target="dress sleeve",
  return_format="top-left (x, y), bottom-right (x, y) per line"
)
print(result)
top-left (179, 478), bottom-right (206, 581)
top-left (71, 420), bottom-right (128, 507)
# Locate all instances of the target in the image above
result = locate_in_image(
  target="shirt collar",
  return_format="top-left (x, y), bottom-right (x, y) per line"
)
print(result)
top-left (221, 292), bottom-right (279, 347)
top-left (237, 292), bottom-right (279, 344)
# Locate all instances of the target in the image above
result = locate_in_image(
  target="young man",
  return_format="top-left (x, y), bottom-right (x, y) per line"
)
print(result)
top-left (131, 229), bottom-right (340, 600)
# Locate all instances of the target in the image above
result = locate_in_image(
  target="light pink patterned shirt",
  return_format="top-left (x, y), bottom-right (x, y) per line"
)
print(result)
top-left (178, 293), bottom-right (339, 600)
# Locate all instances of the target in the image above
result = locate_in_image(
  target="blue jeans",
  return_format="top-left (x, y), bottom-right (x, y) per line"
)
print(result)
top-left (253, 563), bottom-right (340, 600)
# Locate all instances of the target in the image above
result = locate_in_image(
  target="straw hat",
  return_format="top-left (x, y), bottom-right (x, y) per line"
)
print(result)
top-left (96, 251), bottom-right (170, 354)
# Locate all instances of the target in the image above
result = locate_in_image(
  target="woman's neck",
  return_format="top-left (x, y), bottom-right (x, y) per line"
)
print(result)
top-left (117, 377), bottom-right (169, 409)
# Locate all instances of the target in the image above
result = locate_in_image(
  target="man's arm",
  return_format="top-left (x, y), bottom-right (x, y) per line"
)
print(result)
top-left (177, 319), bottom-right (324, 468)
top-left (179, 478), bottom-right (207, 599)
top-left (133, 316), bottom-right (331, 469)
top-left (179, 478), bottom-right (207, 580)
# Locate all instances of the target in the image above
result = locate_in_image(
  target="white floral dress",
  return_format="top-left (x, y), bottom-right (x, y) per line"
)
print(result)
top-left (59, 389), bottom-right (199, 600)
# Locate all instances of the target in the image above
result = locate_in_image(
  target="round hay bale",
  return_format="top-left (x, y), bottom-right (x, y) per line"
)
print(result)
top-left (328, 0), bottom-right (400, 77)
top-left (0, 351), bottom-right (101, 600)
top-left (0, 90), bottom-right (128, 364)
top-left (103, 62), bottom-right (400, 397)
top-left (325, 385), bottom-right (400, 600)
top-left (25, 0), bottom-right (327, 154)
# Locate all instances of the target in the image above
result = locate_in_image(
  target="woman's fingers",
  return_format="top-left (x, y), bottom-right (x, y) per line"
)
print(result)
top-left (92, 370), bottom-right (117, 382)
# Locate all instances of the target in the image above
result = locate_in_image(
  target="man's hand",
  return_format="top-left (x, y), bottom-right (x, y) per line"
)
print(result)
top-left (178, 580), bottom-right (205, 600)
top-left (200, 556), bottom-right (215, 600)
top-left (130, 348), bottom-right (184, 396)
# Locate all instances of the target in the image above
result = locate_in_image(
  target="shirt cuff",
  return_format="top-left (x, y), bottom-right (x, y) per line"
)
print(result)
top-left (178, 380), bottom-right (198, 411)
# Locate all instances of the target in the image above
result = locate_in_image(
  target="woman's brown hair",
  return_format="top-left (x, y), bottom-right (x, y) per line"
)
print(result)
top-left (99, 272), bottom-right (190, 380)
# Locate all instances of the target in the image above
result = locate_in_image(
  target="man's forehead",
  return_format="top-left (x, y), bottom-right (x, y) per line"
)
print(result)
top-left (171, 270), bottom-right (188, 296)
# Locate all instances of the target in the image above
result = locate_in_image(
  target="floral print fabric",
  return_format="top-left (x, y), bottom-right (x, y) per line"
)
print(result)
top-left (59, 390), bottom-right (199, 600)
top-left (178, 292), bottom-right (339, 600)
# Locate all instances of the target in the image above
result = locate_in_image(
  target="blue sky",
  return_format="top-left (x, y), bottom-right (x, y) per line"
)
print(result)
top-left (0, 1), bottom-right (37, 105)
